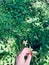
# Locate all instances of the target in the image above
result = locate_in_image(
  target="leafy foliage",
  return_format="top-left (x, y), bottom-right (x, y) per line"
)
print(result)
top-left (0, 0), bottom-right (49, 65)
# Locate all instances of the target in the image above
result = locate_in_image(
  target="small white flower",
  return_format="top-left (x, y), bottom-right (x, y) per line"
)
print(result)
top-left (29, 46), bottom-right (33, 51)
top-left (23, 40), bottom-right (28, 46)
top-left (29, 46), bottom-right (37, 55)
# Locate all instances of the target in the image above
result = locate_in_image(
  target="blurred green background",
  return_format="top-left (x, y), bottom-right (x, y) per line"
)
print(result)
top-left (0, 0), bottom-right (49, 65)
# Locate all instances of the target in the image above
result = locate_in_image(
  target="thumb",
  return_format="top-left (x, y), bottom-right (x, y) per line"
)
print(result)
top-left (25, 54), bottom-right (32, 65)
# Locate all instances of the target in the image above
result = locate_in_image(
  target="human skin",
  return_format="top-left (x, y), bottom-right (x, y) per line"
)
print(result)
top-left (15, 47), bottom-right (32, 65)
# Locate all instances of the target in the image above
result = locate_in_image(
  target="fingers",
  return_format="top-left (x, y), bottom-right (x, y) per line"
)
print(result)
top-left (15, 47), bottom-right (32, 65)
top-left (19, 47), bottom-right (31, 58)
top-left (19, 47), bottom-right (32, 65)
top-left (25, 54), bottom-right (32, 65)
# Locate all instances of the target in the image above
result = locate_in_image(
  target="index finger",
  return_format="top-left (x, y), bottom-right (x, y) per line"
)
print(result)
top-left (19, 47), bottom-right (31, 57)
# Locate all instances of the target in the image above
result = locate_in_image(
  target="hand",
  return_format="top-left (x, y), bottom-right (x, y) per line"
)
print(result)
top-left (15, 47), bottom-right (32, 65)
